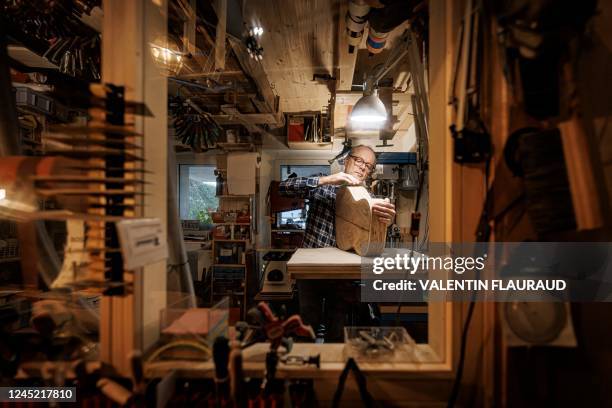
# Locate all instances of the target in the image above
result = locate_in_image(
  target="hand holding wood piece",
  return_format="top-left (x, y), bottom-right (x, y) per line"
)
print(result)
top-left (335, 186), bottom-right (387, 256)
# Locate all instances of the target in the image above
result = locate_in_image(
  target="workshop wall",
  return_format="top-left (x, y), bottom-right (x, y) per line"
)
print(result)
top-left (573, 9), bottom-right (612, 402)
top-left (502, 3), bottom-right (612, 406)
top-left (578, 3), bottom-right (612, 214)
top-left (454, 1), bottom-right (612, 406)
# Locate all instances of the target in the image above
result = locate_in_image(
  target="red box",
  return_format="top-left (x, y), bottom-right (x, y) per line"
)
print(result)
top-left (236, 214), bottom-right (251, 224)
top-left (213, 225), bottom-right (229, 239)
top-left (211, 212), bottom-right (224, 223)
top-left (287, 116), bottom-right (305, 142)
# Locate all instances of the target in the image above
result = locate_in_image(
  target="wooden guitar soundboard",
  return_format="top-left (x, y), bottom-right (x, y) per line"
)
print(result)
top-left (335, 186), bottom-right (387, 256)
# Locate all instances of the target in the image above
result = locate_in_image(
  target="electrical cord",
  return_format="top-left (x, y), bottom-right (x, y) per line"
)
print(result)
top-left (447, 299), bottom-right (476, 408)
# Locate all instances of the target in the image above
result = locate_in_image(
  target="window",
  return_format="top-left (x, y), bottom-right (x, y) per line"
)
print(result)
top-left (280, 164), bottom-right (330, 180)
top-left (277, 164), bottom-right (330, 228)
top-left (178, 165), bottom-right (218, 223)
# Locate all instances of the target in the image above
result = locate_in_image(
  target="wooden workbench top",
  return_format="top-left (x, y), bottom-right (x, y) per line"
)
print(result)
top-left (144, 342), bottom-right (450, 380)
top-left (286, 247), bottom-right (364, 279)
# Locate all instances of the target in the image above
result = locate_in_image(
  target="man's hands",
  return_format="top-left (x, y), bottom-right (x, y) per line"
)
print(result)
top-left (318, 172), bottom-right (361, 186)
top-left (372, 198), bottom-right (396, 226)
top-left (320, 173), bottom-right (395, 225)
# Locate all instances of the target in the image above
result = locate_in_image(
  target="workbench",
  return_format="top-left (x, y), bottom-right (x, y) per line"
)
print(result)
top-left (144, 342), bottom-right (446, 380)
top-left (286, 247), bottom-right (364, 280)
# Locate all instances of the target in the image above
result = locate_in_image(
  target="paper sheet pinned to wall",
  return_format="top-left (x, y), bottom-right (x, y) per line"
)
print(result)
top-left (227, 152), bottom-right (260, 195)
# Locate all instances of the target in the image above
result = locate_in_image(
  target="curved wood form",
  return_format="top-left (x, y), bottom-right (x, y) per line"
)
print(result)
top-left (335, 186), bottom-right (386, 256)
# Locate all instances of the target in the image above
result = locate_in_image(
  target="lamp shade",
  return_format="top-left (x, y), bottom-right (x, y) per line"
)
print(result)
top-left (349, 91), bottom-right (388, 129)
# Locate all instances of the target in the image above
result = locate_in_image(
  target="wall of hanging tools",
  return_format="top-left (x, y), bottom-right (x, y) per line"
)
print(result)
top-left (1, 0), bottom-right (102, 81)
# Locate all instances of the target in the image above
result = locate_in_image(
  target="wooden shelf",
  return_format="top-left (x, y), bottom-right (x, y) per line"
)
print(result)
top-left (271, 229), bottom-right (305, 233)
top-left (213, 222), bottom-right (250, 226)
top-left (214, 239), bottom-right (248, 242)
top-left (216, 195), bottom-right (251, 198)
top-left (216, 142), bottom-right (255, 151)
top-left (287, 141), bottom-right (333, 150)
top-left (0, 257), bottom-right (20, 264)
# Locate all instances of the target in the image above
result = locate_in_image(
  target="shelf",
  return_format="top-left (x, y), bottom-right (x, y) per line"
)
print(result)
top-left (212, 223), bottom-right (250, 226)
top-left (213, 264), bottom-right (245, 268)
top-left (216, 195), bottom-right (251, 198)
top-left (287, 141), bottom-right (333, 150)
top-left (0, 257), bottom-right (20, 264)
top-left (271, 229), bottom-right (305, 233)
top-left (216, 142), bottom-right (255, 151)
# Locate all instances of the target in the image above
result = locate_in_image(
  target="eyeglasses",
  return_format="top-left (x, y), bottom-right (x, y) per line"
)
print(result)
top-left (348, 155), bottom-right (375, 172)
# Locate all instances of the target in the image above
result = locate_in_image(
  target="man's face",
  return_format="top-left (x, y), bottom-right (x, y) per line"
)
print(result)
top-left (344, 147), bottom-right (376, 182)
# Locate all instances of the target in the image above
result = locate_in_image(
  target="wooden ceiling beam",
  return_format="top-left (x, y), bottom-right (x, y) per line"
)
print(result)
top-left (180, 0), bottom-right (214, 74)
top-left (228, 37), bottom-right (283, 126)
top-left (174, 70), bottom-right (245, 78)
top-left (213, 0), bottom-right (227, 71)
top-left (220, 105), bottom-right (265, 133)
top-left (215, 108), bottom-right (280, 126)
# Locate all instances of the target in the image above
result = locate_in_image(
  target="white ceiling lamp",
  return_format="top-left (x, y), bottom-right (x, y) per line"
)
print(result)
top-left (350, 89), bottom-right (388, 129)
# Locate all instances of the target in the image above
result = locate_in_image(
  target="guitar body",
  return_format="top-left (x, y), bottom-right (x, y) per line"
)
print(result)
top-left (335, 186), bottom-right (386, 256)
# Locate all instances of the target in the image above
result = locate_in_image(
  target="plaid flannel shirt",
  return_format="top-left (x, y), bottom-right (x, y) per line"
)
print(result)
top-left (278, 176), bottom-right (338, 248)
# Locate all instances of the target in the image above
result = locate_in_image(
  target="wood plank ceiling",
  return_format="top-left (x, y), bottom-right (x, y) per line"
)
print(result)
top-left (242, 0), bottom-right (340, 114)
top-left (241, 0), bottom-right (415, 138)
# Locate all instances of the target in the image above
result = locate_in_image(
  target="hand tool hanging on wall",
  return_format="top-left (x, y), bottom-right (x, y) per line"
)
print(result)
top-left (328, 138), bottom-right (352, 165)
top-left (449, 0), bottom-right (491, 164)
top-left (169, 96), bottom-right (221, 152)
top-left (1, 1), bottom-right (102, 81)
top-left (42, 35), bottom-right (101, 80)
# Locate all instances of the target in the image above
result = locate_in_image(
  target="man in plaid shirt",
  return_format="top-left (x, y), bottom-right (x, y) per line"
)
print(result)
top-left (279, 145), bottom-right (396, 247)
top-left (279, 145), bottom-right (396, 341)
